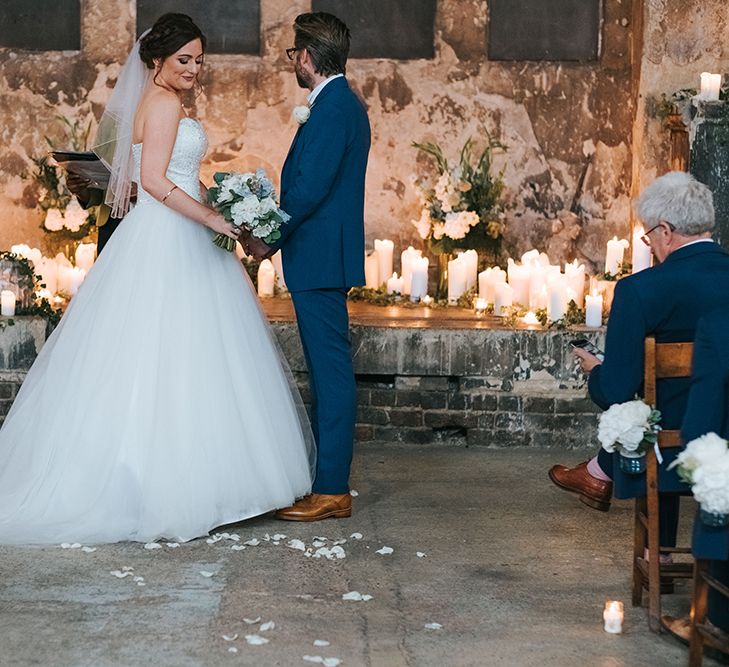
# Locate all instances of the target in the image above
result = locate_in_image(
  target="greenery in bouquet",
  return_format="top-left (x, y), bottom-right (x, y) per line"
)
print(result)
top-left (411, 135), bottom-right (507, 256)
top-left (32, 115), bottom-right (96, 240)
top-left (668, 432), bottom-right (729, 515)
top-left (207, 170), bottom-right (290, 252)
top-left (598, 399), bottom-right (662, 457)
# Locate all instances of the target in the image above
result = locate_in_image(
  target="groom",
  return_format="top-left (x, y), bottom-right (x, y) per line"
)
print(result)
top-left (246, 12), bottom-right (370, 521)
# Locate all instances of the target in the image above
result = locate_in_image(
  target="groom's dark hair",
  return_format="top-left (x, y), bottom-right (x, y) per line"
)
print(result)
top-left (294, 12), bottom-right (350, 77)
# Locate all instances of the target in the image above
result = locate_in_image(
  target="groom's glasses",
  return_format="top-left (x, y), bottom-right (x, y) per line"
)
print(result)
top-left (286, 47), bottom-right (301, 60)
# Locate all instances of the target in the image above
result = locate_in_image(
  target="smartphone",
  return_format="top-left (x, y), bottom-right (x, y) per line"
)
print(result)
top-left (569, 338), bottom-right (605, 361)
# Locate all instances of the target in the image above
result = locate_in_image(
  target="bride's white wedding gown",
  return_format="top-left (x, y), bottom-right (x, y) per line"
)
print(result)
top-left (0, 118), bottom-right (314, 544)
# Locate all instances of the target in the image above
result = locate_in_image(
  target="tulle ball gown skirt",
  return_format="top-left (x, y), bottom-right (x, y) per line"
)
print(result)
top-left (0, 200), bottom-right (313, 544)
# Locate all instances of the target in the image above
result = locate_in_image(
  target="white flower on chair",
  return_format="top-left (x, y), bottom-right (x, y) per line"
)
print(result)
top-left (598, 399), bottom-right (661, 454)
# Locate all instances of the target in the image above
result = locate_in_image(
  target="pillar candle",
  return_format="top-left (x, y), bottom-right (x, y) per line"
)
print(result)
top-left (605, 237), bottom-right (629, 276)
top-left (1, 290), bottom-right (16, 316)
top-left (585, 292), bottom-right (603, 327)
top-left (68, 268), bottom-right (86, 296)
top-left (458, 249), bottom-right (478, 291)
top-left (479, 267), bottom-right (506, 304)
top-left (401, 245), bottom-right (423, 295)
top-left (270, 250), bottom-right (287, 291)
top-left (374, 239), bottom-right (394, 286)
top-left (447, 256), bottom-right (468, 304)
top-left (10, 244), bottom-right (42, 265)
top-left (528, 265), bottom-right (548, 309)
top-left (564, 259), bottom-right (586, 308)
top-left (386, 272), bottom-right (403, 295)
top-left (494, 282), bottom-right (513, 315)
top-left (531, 284), bottom-right (548, 311)
top-left (35, 257), bottom-right (58, 294)
top-left (507, 259), bottom-right (531, 307)
top-left (547, 275), bottom-right (567, 322)
top-left (631, 226), bottom-right (652, 274)
top-left (700, 72), bottom-right (722, 101)
top-left (603, 601), bottom-right (624, 634)
top-left (409, 256), bottom-right (429, 301)
top-left (257, 259), bottom-right (275, 297)
top-left (521, 249), bottom-right (540, 265)
top-left (75, 243), bottom-right (96, 273)
top-left (365, 251), bottom-right (380, 289)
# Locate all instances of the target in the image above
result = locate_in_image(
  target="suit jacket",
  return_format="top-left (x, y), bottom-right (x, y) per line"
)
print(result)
top-left (589, 241), bottom-right (729, 497)
top-left (276, 77), bottom-right (370, 292)
top-left (683, 309), bottom-right (729, 560)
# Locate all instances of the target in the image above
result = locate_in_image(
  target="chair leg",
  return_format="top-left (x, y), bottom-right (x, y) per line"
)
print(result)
top-left (632, 497), bottom-right (646, 607)
top-left (689, 560), bottom-right (709, 667)
top-left (646, 451), bottom-right (662, 633)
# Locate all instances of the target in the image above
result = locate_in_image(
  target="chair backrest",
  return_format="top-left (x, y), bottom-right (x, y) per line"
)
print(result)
top-left (644, 337), bottom-right (693, 448)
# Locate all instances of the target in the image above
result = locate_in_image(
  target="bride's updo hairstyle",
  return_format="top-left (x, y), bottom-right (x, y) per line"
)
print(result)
top-left (139, 13), bottom-right (207, 76)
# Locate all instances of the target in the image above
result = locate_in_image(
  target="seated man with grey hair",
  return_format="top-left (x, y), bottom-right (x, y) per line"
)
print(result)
top-left (549, 171), bottom-right (729, 563)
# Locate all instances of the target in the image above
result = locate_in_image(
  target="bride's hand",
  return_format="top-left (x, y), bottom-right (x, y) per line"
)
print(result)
top-left (205, 213), bottom-right (240, 240)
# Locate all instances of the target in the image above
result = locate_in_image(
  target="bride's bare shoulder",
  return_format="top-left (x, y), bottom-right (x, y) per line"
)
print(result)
top-left (134, 89), bottom-right (183, 141)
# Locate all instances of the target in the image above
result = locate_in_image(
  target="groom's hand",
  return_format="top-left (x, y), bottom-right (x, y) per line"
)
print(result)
top-left (240, 229), bottom-right (274, 260)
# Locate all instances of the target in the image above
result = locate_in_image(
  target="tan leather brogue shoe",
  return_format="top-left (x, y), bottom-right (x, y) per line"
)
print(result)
top-left (275, 493), bottom-right (352, 522)
top-left (548, 461), bottom-right (612, 511)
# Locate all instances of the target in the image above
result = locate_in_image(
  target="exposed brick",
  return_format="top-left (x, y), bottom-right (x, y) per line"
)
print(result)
top-left (478, 412), bottom-right (495, 429)
top-left (466, 429), bottom-right (496, 447)
top-left (370, 389), bottom-right (396, 406)
top-left (523, 396), bottom-right (556, 414)
top-left (491, 429), bottom-right (532, 447)
top-left (423, 411), bottom-right (479, 429)
top-left (419, 392), bottom-right (447, 409)
top-left (398, 428), bottom-right (438, 444)
top-left (355, 424), bottom-right (374, 441)
top-left (0, 399), bottom-right (13, 417)
top-left (459, 377), bottom-right (492, 390)
top-left (389, 408), bottom-right (423, 427)
top-left (447, 392), bottom-right (471, 410)
top-left (0, 383), bottom-right (15, 400)
top-left (494, 412), bottom-right (524, 429)
top-left (497, 395), bottom-right (522, 411)
top-left (396, 376), bottom-right (450, 392)
top-left (357, 406), bottom-right (390, 425)
top-left (471, 393), bottom-right (498, 411)
top-left (555, 397), bottom-right (599, 413)
top-left (357, 388), bottom-right (371, 405)
top-left (395, 390), bottom-right (421, 407)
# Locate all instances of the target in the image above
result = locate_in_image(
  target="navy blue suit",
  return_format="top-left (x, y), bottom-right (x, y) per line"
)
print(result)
top-left (682, 309), bottom-right (729, 631)
top-left (276, 77), bottom-right (370, 494)
top-left (592, 242), bottom-right (729, 544)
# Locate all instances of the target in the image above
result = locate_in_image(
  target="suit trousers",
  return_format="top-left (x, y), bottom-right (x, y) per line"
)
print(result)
top-left (291, 288), bottom-right (357, 494)
top-left (97, 217), bottom-right (122, 254)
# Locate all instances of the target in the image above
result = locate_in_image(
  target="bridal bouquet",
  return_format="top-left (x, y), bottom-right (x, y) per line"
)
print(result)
top-left (207, 169), bottom-right (290, 252)
top-left (598, 399), bottom-right (662, 457)
top-left (669, 432), bottom-right (729, 523)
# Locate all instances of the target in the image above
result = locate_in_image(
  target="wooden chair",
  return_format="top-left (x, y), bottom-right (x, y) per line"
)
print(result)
top-left (689, 559), bottom-right (729, 665)
top-left (632, 337), bottom-right (694, 632)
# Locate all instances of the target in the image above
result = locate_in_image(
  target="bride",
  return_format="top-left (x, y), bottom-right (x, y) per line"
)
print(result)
top-left (0, 13), bottom-right (314, 544)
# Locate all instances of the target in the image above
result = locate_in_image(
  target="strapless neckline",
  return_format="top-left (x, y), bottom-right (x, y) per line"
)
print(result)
top-left (132, 117), bottom-right (201, 148)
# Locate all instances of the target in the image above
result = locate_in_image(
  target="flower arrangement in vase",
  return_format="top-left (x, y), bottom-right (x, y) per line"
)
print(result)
top-left (598, 399), bottom-right (662, 474)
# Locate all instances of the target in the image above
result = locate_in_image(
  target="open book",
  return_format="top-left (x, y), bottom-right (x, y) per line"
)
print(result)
top-left (51, 151), bottom-right (110, 189)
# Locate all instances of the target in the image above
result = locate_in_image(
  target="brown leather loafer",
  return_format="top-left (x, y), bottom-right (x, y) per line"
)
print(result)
top-left (661, 614), bottom-right (691, 644)
top-left (548, 461), bottom-right (612, 511)
top-left (275, 493), bottom-right (352, 522)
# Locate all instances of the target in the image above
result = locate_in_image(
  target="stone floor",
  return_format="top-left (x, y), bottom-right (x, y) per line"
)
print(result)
top-left (0, 445), bottom-right (717, 667)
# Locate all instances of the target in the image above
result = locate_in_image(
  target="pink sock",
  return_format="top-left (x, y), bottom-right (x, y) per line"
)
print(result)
top-left (587, 456), bottom-right (612, 481)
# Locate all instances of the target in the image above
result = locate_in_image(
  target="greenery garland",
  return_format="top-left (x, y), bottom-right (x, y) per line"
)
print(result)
top-left (0, 252), bottom-right (63, 327)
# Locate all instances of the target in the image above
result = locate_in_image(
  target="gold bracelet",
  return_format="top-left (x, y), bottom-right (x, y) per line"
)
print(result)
top-left (161, 185), bottom-right (178, 203)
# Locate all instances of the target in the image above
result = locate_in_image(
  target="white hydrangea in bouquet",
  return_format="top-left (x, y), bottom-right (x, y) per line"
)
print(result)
top-left (411, 136), bottom-right (507, 258)
top-left (598, 399), bottom-right (662, 457)
top-left (669, 432), bottom-right (729, 522)
top-left (207, 169), bottom-right (290, 252)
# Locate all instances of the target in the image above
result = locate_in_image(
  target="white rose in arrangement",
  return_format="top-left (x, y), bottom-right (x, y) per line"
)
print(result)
top-left (432, 222), bottom-right (446, 240)
top-left (44, 208), bottom-right (65, 231)
top-left (252, 223), bottom-right (273, 239)
top-left (459, 210), bottom-right (480, 229)
top-left (293, 105), bottom-right (311, 125)
top-left (671, 432), bottom-right (729, 477)
top-left (63, 198), bottom-right (87, 232)
top-left (442, 211), bottom-right (469, 240)
top-left (412, 208), bottom-right (432, 240)
top-left (693, 454), bottom-right (729, 514)
top-left (598, 400), bottom-right (654, 453)
top-left (230, 195), bottom-right (260, 226)
top-left (216, 188), bottom-right (235, 204)
top-left (256, 197), bottom-right (277, 217)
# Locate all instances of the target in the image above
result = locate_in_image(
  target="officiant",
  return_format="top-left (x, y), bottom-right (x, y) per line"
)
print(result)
top-left (65, 174), bottom-right (126, 253)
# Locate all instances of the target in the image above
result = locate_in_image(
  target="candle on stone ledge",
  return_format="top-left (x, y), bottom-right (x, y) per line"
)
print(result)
top-left (409, 256), bottom-right (429, 301)
top-left (421, 295), bottom-right (433, 307)
top-left (365, 250), bottom-right (380, 289)
top-left (507, 259), bottom-right (531, 307)
top-left (447, 256), bottom-right (468, 305)
top-left (585, 291), bottom-right (603, 327)
top-left (474, 297), bottom-right (487, 313)
top-left (631, 226), bottom-right (652, 274)
top-left (1, 290), bottom-right (16, 317)
top-left (68, 268), bottom-right (86, 296)
top-left (564, 259), bottom-right (586, 308)
top-left (257, 259), bottom-right (275, 297)
top-left (401, 245), bottom-right (423, 295)
top-left (603, 600), bottom-right (624, 634)
top-left (479, 267), bottom-right (506, 304)
top-left (458, 249), bottom-right (478, 291)
top-left (75, 243), bottom-right (96, 273)
top-left (522, 311), bottom-right (540, 326)
top-left (700, 72), bottom-right (722, 101)
top-left (374, 239), bottom-right (394, 286)
top-left (494, 282), bottom-right (513, 315)
top-left (386, 272), bottom-right (404, 295)
top-left (547, 275), bottom-right (567, 322)
top-left (605, 237), bottom-right (629, 276)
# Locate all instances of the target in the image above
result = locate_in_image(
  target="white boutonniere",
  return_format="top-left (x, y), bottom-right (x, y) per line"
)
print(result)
top-left (293, 105), bottom-right (311, 125)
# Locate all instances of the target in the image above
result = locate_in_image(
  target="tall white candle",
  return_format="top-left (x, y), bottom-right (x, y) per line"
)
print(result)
top-left (10, 244), bottom-right (42, 265)
top-left (374, 240), bottom-right (394, 286)
top-left (68, 268), bottom-right (86, 296)
top-left (386, 272), bottom-right (404, 295)
top-left (507, 259), bottom-right (531, 306)
top-left (75, 243), bottom-right (96, 273)
top-left (631, 226), bottom-right (652, 274)
top-left (447, 256), bottom-right (468, 305)
top-left (401, 246), bottom-right (423, 295)
top-left (35, 257), bottom-right (58, 294)
top-left (494, 282), bottom-right (513, 315)
top-left (585, 292), bottom-right (603, 327)
top-left (1, 290), bottom-right (16, 317)
top-left (547, 275), bottom-right (568, 322)
top-left (479, 267), bottom-right (506, 303)
top-left (270, 250), bottom-right (287, 291)
top-left (605, 237), bottom-right (629, 276)
top-left (409, 256), bottom-right (429, 301)
top-left (257, 259), bottom-right (275, 297)
top-left (458, 250), bottom-right (478, 291)
top-left (564, 259), bottom-right (586, 308)
top-left (700, 72), bottom-right (722, 101)
top-left (365, 251), bottom-right (380, 289)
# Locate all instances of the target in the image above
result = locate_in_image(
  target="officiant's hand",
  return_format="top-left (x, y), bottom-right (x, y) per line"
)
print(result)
top-left (66, 173), bottom-right (93, 206)
top-left (574, 348), bottom-right (602, 374)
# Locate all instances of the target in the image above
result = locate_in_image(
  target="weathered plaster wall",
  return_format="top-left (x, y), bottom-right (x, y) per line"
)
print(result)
top-left (1, 0), bottom-right (636, 271)
top-left (631, 0), bottom-right (729, 201)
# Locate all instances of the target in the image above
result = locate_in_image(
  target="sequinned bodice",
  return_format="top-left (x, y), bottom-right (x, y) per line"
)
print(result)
top-left (132, 117), bottom-right (208, 206)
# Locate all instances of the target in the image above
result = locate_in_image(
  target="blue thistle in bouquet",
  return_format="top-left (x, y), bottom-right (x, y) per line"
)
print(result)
top-left (207, 169), bottom-right (290, 252)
